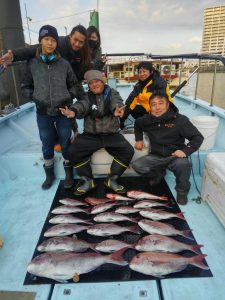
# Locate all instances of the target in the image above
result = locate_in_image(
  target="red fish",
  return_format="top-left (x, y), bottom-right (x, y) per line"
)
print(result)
top-left (85, 197), bottom-right (114, 206)
top-left (127, 190), bottom-right (168, 201)
top-left (106, 193), bottom-right (134, 201)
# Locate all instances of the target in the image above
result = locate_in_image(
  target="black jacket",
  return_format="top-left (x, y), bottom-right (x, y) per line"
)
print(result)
top-left (91, 47), bottom-right (105, 71)
top-left (13, 36), bottom-right (86, 81)
top-left (21, 51), bottom-right (82, 116)
top-left (134, 103), bottom-right (204, 157)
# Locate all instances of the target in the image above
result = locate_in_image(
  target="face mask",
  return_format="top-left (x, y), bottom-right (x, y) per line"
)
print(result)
top-left (88, 39), bottom-right (98, 49)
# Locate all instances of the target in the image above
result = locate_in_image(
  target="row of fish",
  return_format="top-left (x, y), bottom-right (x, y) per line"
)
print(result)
top-left (27, 191), bottom-right (208, 282)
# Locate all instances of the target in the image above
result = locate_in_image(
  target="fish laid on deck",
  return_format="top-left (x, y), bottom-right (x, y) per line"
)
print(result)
top-left (115, 206), bottom-right (140, 214)
top-left (138, 219), bottom-right (193, 239)
top-left (95, 239), bottom-right (134, 253)
top-left (51, 205), bottom-right (90, 214)
top-left (106, 193), bottom-right (134, 201)
top-left (133, 200), bottom-right (170, 209)
top-left (37, 236), bottom-right (96, 252)
top-left (27, 248), bottom-right (128, 282)
top-left (93, 212), bottom-right (138, 223)
top-left (49, 214), bottom-right (93, 225)
top-left (87, 223), bottom-right (140, 236)
top-left (139, 209), bottom-right (185, 221)
top-left (127, 190), bottom-right (168, 201)
top-left (135, 234), bottom-right (203, 253)
top-left (85, 197), bottom-right (114, 206)
top-left (90, 202), bottom-right (119, 214)
top-left (59, 198), bottom-right (88, 206)
top-left (129, 252), bottom-right (208, 278)
top-left (44, 224), bottom-right (90, 237)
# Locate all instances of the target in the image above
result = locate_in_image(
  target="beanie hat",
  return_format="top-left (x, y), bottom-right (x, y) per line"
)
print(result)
top-left (137, 61), bottom-right (154, 72)
top-left (39, 25), bottom-right (59, 43)
top-left (84, 70), bottom-right (104, 84)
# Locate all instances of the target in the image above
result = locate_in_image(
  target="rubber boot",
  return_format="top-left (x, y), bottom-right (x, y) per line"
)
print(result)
top-left (176, 190), bottom-right (188, 205)
top-left (74, 160), bottom-right (96, 196)
top-left (74, 176), bottom-right (96, 196)
top-left (63, 162), bottom-right (74, 189)
top-left (104, 159), bottom-right (127, 194)
top-left (42, 164), bottom-right (55, 190)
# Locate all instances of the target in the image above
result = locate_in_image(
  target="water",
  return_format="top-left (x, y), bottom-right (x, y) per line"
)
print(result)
top-left (180, 73), bottom-right (225, 109)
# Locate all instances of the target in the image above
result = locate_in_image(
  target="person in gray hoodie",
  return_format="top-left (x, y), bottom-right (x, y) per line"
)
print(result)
top-left (22, 25), bottom-right (83, 190)
top-left (60, 70), bottom-right (134, 196)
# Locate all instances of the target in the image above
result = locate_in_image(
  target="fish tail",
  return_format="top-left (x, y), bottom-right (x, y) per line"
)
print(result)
top-left (84, 208), bottom-right (91, 214)
top-left (190, 254), bottom-right (209, 270)
top-left (176, 212), bottom-right (185, 220)
top-left (189, 244), bottom-right (204, 254)
top-left (158, 196), bottom-right (168, 201)
top-left (128, 225), bottom-right (141, 234)
top-left (130, 217), bottom-right (140, 223)
top-left (109, 247), bottom-right (128, 265)
top-left (181, 229), bottom-right (194, 240)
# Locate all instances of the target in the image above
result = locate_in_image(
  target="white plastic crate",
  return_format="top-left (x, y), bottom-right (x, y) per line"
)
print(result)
top-left (201, 152), bottom-right (225, 227)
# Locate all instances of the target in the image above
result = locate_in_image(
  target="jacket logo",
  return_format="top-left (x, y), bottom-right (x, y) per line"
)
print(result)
top-left (164, 123), bottom-right (175, 128)
top-left (92, 104), bottom-right (98, 110)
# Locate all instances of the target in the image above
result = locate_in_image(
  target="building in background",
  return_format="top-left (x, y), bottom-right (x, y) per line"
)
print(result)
top-left (201, 5), bottom-right (225, 65)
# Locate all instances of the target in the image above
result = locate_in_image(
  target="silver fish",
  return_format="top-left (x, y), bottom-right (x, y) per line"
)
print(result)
top-left (135, 234), bottom-right (203, 253)
top-left (90, 203), bottom-right (119, 214)
top-left (49, 214), bottom-right (92, 225)
top-left (87, 223), bottom-right (140, 236)
top-left (139, 209), bottom-right (185, 221)
top-left (27, 248), bottom-right (128, 282)
top-left (95, 239), bottom-right (134, 253)
top-left (115, 206), bottom-right (140, 214)
top-left (44, 224), bottom-right (90, 237)
top-left (51, 205), bottom-right (90, 215)
top-left (138, 219), bottom-right (193, 239)
top-left (93, 212), bottom-right (138, 223)
top-left (106, 193), bottom-right (134, 201)
top-left (59, 198), bottom-right (88, 206)
top-left (127, 190), bottom-right (168, 201)
top-left (37, 236), bottom-right (96, 252)
top-left (129, 252), bottom-right (208, 278)
top-left (134, 200), bottom-right (170, 209)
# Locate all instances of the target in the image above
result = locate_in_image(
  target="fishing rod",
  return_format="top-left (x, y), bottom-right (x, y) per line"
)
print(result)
top-left (171, 67), bottom-right (199, 98)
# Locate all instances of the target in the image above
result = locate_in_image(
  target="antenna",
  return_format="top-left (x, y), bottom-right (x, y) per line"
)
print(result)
top-left (25, 3), bottom-right (32, 44)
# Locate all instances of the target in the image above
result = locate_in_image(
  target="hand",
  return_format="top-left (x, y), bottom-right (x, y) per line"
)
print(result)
top-left (59, 106), bottom-right (75, 118)
top-left (172, 150), bottom-right (186, 158)
top-left (135, 141), bottom-right (145, 150)
top-left (0, 50), bottom-right (13, 68)
top-left (114, 104), bottom-right (126, 118)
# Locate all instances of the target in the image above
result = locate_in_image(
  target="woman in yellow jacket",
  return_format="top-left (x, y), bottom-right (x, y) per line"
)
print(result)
top-left (121, 61), bottom-right (173, 128)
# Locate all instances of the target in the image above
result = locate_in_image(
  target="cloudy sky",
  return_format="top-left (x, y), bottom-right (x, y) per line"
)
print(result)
top-left (19, 0), bottom-right (225, 55)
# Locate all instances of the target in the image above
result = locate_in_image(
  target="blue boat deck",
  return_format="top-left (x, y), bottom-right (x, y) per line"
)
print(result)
top-left (0, 90), bottom-right (225, 300)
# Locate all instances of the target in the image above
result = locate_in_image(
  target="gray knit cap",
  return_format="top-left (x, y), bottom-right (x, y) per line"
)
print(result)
top-left (84, 70), bottom-right (104, 84)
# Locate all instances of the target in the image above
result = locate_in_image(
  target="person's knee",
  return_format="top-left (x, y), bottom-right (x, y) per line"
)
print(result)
top-left (175, 158), bottom-right (191, 170)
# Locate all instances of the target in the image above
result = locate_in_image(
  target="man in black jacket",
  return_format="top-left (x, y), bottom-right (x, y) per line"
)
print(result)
top-left (132, 92), bottom-right (204, 205)
top-left (60, 70), bottom-right (134, 196)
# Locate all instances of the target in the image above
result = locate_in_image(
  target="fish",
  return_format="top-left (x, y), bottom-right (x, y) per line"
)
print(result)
top-left (95, 239), bottom-right (134, 253)
top-left (138, 219), bottom-right (193, 240)
top-left (135, 234), bottom-right (203, 253)
top-left (106, 193), bottom-right (134, 201)
top-left (49, 214), bottom-right (92, 225)
top-left (129, 252), bottom-right (209, 278)
top-left (37, 236), bottom-right (96, 252)
top-left (27, 248), bottom-right (128, 282)
top-left (133, 200), bottom-right (170, 209)
top-left (93, 212), bottom-right (138, 223)
top-left (51, 205), bottom-right (90, 215)
top-left (90, 202), bottom-right (119, 214)
top-left (139, 209), bottom-right (185, 221)
top-left (87, 223), bottom-right (140, 236)
top-left (85, 197), bottom-right (114, 206)
top-left (127, 190), bottom-right (168, 201)
top-left (44, 224), bottom-right (90, 237)
top-left (115, 206), bottom-right (140, 214)
top-left (59, 198), bottom-right (88, 206)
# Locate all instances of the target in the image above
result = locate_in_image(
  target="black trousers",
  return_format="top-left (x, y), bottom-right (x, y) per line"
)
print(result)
top-left (132, 154), bottom-right (192, 193)
top-left (68, 132), bottom-right (134, 173)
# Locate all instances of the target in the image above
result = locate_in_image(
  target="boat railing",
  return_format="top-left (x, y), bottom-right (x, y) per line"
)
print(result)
top-left (1, 52), bottom-right (225, 114)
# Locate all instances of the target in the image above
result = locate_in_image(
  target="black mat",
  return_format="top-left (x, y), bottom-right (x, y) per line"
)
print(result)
top-left (24, 177), bottom-right (212, 285)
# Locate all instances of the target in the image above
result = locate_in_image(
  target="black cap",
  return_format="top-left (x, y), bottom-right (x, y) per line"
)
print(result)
top-left (39, 25), bottom-right (58, 43)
